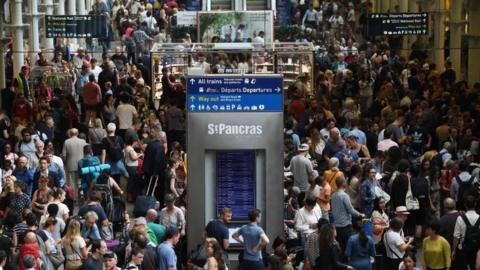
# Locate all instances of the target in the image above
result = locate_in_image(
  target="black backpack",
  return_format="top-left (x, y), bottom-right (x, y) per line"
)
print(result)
top-left (460, 215), bottom-right (480, 257)
top-left (457, 175), bottom-right (477, 208)
top-left (93, 173), bottom-right (113, 219)
top-left (106, 136), bottom-right (123, 162)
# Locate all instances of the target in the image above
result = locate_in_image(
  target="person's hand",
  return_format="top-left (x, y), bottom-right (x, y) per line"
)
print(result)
top-left (347, 266), bottom-right (355, 270)
top-left (451, 250), bottom-right (456, 260)
top-left (310, 223), bottom-right (318, 230)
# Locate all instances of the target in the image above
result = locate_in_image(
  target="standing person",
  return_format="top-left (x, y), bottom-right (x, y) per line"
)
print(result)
top-left (82, 74), bottom-right (102, 124)
top-left (331, 177), bottom-right (365, 253)
top-left (315, 223), bottom-right (353, 270)
top-left (422, 220), bottom-right (451, 270)
top-left (438, 198), bottom-right (461, 248)
top-left (289, 144), bottom-right (314, 203)
top-left (205, 207), bottom-right (232, 253)
top-left (295, 197), bottom-right (323, 241)
top-left (115, 94), bottom-right (137, 139)
top-left (204, 238), bottom-right (227, 270)
top-left (101, 123), bottom-right (129, 181)
top-left (143, 125), bottom-right (167, 203)
top-left (13, 156), bottom-right (34, 197)
top-left (79, 240), bottom-right (108, 270)
top-left (124, 136), bottom-right (143, 202)
top-left (452, 195), bottom-right (480, 270)
top-left (345, 221), bottom-right (376, 270)
top-left (14, 66), bottom-right (34, 103)
top-left (157, 227), bottom-right (181, 270)
top-left (62, 219), bottom-right (88, 270)
top-left (125, 248), bottom-right (145, 270)
top-left (62, 128), bottom-right (87, 196)
top-left (232, 209), bottom-right (270, 270)
top-left (383, 217), bottom-right (414, 270)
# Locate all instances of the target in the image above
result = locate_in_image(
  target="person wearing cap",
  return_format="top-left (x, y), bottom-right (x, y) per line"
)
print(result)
top-left (289, 143), bottom-right (315, 203)
top-left (104, 251), bottom-right (121, 270)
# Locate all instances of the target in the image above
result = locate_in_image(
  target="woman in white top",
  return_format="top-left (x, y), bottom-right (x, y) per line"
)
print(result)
top-left (62, 219), bottom-right (88, 270)
top-left (44, 188), bottom-right (70, 222)
top-left (124, 137), bottom-right (143, 202)
top-left (204, 238), bottom-right (227, 270)
top-left (42, 217), bottom-right (61, 270)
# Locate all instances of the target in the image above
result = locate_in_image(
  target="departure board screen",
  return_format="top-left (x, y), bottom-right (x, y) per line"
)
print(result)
top-left (216, 150), bottom-right (256, 218)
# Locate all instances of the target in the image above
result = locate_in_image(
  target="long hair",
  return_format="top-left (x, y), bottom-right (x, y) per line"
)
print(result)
top-left (318, 223), bottom-right (336, 253)
top-left (206, 238), bottom-right (226, 270)
top-left (354, 220), bottom-right (368, 247)
top-left (62, 219), bottom-right (81, 245)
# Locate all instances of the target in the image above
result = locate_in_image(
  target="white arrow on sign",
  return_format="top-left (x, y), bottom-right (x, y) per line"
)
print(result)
top-left (190, 78), bottom-right (195, 84)
top-left (275, 87), bottom-right (281, 93)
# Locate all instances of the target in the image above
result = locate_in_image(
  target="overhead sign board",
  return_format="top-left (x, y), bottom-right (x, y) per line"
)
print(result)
top-left (45, 15), bottom-right (107, 38)
top-left (186, 75), bottom-right (283, 113)
top-left (367, 12), bottom-right (428, 36)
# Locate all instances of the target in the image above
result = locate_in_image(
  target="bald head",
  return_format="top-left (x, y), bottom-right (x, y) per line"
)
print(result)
top-left (443, 198), bottom-right (456, 211)
top-left (146, 209), bottom-right (157, 222)
top-left (24, 232), bottom-right (37, 243)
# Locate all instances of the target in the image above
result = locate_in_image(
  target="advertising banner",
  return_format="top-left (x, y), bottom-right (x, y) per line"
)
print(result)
top-left (197, 10), bottom-right (274, 43)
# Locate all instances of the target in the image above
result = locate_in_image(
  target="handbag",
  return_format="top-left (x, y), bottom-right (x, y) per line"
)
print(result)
top-left (48, 246), bottom-right (66, 268)
top-left (405, 176), bottom-right (420, 210)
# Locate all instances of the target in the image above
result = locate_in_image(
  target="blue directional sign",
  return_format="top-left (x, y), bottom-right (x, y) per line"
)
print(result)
top-left (187, 75), bottom-right (283, 112)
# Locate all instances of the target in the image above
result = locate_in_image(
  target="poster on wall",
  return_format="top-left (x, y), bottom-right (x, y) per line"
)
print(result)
top-left (276, 0), bottom-right (292, 26)
top-left (197, 11), bottom-right (274, 43)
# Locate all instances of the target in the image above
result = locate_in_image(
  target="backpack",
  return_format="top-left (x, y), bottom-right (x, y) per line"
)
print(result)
top-left (93, 173), bottom-right (113, 219)
top-left (457, 175), bottom-right (477, 208)
top-left (460, 214), bottom-right (480, 257)
top-left (106, 136), bottom-right (123, 161)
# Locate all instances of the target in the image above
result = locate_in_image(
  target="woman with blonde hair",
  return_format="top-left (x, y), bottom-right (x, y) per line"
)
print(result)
top-left (88, 118), bottom-right (107, 156)
top-left (62, 219), bottom-right (88, 270)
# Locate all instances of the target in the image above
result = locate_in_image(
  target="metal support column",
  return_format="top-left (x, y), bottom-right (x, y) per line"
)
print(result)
top-left (28, 0), bottom-right (44, 64)
top-left (432, 0), bottom-right (445, 69)
top-left (467, 0), bottom-right (480, 84)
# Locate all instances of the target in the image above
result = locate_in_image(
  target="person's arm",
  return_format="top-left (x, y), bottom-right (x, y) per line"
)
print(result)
top-left (361, 145), bottom-right (371, 160)
top-left (31, 190), bottom-right (40, 213)
top-left (399, 237), bottom-right (413, 252)
top-left (128, 147), bottom-right (141, 161)
top-left (109, 177), bottom-right (123, 195)
top-left (475, 250), bottom-right (480, 270)
top-left (101, 149), bottom-right (106, 164)
top-left (252, 232), bottom-right (269, 253)
top-left (343, 193), bottom-right (362, 217)
top-left (81, 245), bottom-right (88, 258)
top-left (331, 244), bottom-right (352, 270)
top-left (96, 85), bottom-right (102, 103)
top-left (232, 230), bottom-right (243, 245)
top-left (452, 218), bottom-right (462, 259)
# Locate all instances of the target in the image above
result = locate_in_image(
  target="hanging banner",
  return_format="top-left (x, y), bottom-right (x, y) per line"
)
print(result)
top-left (187, 0), bottom-right (202, 11)
top-left (197, 10), bottom-right (274, 43)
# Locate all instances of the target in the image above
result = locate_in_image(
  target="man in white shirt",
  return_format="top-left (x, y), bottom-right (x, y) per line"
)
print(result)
top-left (115, 94), bottom-right (138, 138)
top-left (295, 197), bottom-right (323, 238)
top-left (302, 4), bottom-right (319, 29)
top-left (452, 195), bottom-right (479, 270)
top-left (0, 250), bottom-right (7, 270)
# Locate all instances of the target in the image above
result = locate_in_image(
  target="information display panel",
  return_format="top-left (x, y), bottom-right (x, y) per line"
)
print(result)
top-left (216, 150), bottom-right (256, 219)
top-left (45, 15), bottom-right (107, 38)
top-left (367, 12), bottom-right (428, 36)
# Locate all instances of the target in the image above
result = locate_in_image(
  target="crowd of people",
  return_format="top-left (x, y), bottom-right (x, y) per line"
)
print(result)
top-left (0, 0), bottom-right (479, 270)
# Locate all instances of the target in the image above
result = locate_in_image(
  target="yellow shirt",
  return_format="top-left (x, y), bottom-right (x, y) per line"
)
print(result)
top-left (422, 236), bottom-right (451, 270)
top-left (323, 169), bottom-right (344, 193)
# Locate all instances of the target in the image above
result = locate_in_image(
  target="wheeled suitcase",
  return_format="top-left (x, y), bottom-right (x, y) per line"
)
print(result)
top-left (133, 175), bottom-right (158, 217)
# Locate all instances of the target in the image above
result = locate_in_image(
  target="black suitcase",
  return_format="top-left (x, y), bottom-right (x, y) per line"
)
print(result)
top-left (133, 175), bottom-right (158, 217)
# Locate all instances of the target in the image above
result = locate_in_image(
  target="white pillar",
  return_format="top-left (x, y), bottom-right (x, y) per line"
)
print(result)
top-left (56, 0), bottom-right (65, 15)
top-left (380, 0), bottom-right (390, 12)
top-left (29, 0), bottom-right (43, 65)
top-left (0, 16), bottom-right (7, 89)
top-left (66, 0), bottom-right (76, 45)
top-left (449, 0), bottom-right (463, 78)
top-left (41, 0), bottom-right (55, 54)
top-left (11, 0), bottom-right (26, 75)
top-left (468, 0), bottom-right (480, 84)
top-left (76, 0), bottom-right (85, 47)
top-left (433, 0), bottom-right (445, 69)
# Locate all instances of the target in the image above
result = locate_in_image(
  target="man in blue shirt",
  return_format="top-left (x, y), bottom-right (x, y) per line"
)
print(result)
top-left (157, 227), bottom-right (180, 270)
top-left (232, 209), bottom-right (270, 270)
top-left (13, 156), bottom-right (34, 197)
